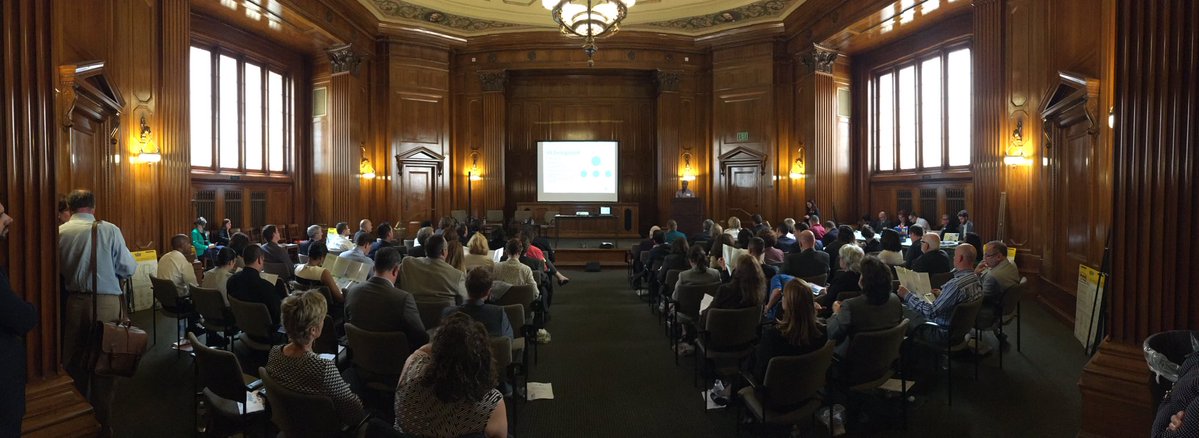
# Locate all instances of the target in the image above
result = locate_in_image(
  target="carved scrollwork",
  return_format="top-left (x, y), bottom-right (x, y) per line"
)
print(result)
top-left (800, 43), bottom-right (838, 75)
top-left (655, 71), bottom-right (681, 93)
top-left (327, 44), bottom-right (363, 75)
top-left (479, 71), bottom-right (507, 92)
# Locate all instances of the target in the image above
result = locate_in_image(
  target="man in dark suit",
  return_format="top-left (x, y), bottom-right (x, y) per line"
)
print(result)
top-left (345, 247), bottom-right (428, 346)
top-left (260, 224), bottom-right (293, 281)
top-left (0, 201), bottom-right (38, 437)
top-left (406, 227), bottom-right (434, 259)
top-left (904, 225), bottom-right (926, 265)
top-left (228, 245), bottom-right (286, 327)
top-left (444, 267), bottom-right (513, 338)
top-left (368, 222), bottom-right (394, 260)
top-left (910, 233), bottom-right (953, 274)
top-left (298, 224), bottom-right (323, 257)
top-left (782, 230), bottom-right (830, 279)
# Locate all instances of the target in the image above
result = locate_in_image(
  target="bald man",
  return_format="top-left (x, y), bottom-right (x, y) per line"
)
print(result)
top-left (910, 232), bottom-right (952, 274)
top-left (899, 243), bottom-right (981, 343)
top-left (781, 230), bottom-right (830, 279)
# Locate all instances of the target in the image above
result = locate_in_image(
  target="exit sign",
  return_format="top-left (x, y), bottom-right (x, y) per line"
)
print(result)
top-left (736, 131), bottom-right (750, 141)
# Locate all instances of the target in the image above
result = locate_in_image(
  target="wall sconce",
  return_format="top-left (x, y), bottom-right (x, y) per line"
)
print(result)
top-left (1108, 106), bottom-right (1115, 129)
top-left (358, 146), bottom-right (376, 179)
top-left (468, 152), bottom-right (482, 181)
top-left (134, 114), bottom-right (161, 163)
top-left (680, 152), bottom-right (697, 182)
top-left (789, 145), bottom-right (806, 179)
top-left (1004, 119), bottom-right (1033, 166)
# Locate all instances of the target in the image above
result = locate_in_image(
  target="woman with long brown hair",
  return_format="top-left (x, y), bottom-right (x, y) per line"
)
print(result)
top-left (750, 278), bottom-right (827, 382)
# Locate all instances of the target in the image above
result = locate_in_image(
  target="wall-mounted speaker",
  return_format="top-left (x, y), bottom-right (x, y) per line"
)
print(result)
top-left (623, 207), bottom-right (633, 231)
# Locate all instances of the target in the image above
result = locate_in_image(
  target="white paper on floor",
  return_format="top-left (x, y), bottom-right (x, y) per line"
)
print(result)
top-left (702, 391), bottom-right (727, 410)
top-left (526, 382), bottom-right (554, 401)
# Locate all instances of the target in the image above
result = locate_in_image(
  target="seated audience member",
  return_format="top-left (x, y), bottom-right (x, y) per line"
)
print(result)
top-left (645, 230), bottom-right (670, 274)
top-left (267, 291), bottom-right (365, 428)
top-left (724, 216), bottom-right (743, 239)
top-left (492, 239), bottom-right (538, 292)
top-left (663, 219), bottom-right (686, 244)
top-left (158, 234), bottom-right (199, 297)
top-left (444, 227), bottom-right (466, 272)
top-left (657, 237), bottom-right (691, 287)
top-left (820, 244), bottom-right (865, 312)
top-left (260, 224), bottom-right (293, 280)
top-left (808, 215), bottom-right (827, 240)
top-left (910, 211), bottom-right (932, 232)
top-left (874, 210), bottom-right (894, 232)
top-left (299, 224), bottom-right (323, 257)
top-left (776, 223), bottom-right (796, 250)
top-left (910, 233), bottom-right (953, 274)
top-left (400, 235), bottom-right (468, 304)
top-left (719, 237), bottom-right (779, 285)
top-left (228, 245), bottom-right (285, 327)
top-left (444, 268), bottom-right (513, 338)
top-left (1152, 352), bottom-right (1199, 438)
top-left (821, 220), bottom-right (840, 248)
top-left (690, 219), bottom-right (715, 244)
top-left (191, 217), bottom-right (216, 263)
top-left (339, 232), bottom-right (375, 267)
top-left (899, 244), bottom-right (981, 344)
top-left (708, 224), bottom-right (725, 246)
top-left (750, 214), bottom-right (770, 236)
top-left (825, 225), bottom-right (855, 276)
top-left (781, 230), bottom-right (830, 279)
top-left (393, 313), bottom-right (507, 438)
top-left (964, 232), bottom-right (985, 264)
top-left (958, 210), bottom-right (976, 236)
top-left (939, 213), bottom-right (961, 238)
top-left (896, 209), bottom-right (913, 228)
top-left (709, 233), bottom-right (735, 271)
top-left (326, 222), bottom-right (353, 252)
top-left (201, 247), bottom-right (239, 304)
top-left (708, 255), bottom-right (766, 322)
top-left (860, 225), bottom-right (883, 253)
top-left (904, 225), bottom-right (926, 265)
top-left (336, 222), bottom-right (351, 240)
top-left (463, 232), bottom-right (495, 272)
top-left (407, 227), bottom-right (434, 259)
top-left (877, 228), bottom-right (906, 266)
top-left (228, 232), bottom-right (251, 269)
top-left (975, 240), bottom-right (1021, 322)
top-left (637, 225), bottom-right (662, 255)
top-left (368, 222), bottom-right (395, 260)
top-left (750, 279), bottom-right (827, 383)
top-left (345, 247), bottom-right (428, 346)
top-left (758, 230), bottom-right (785, 265)
top-left (826, 256), bottom-right (904, 356)
top-left (518, 231), bottom-right (569, 287)
top-left (804, 200), bottom-right (821, 220)
top-left (488, 227), bottom-right (508, 252)
top-left (214, 218), bottom-right (232, 246)
top-left (292, 244), bottom-right (345, 305)
top-left (353, 219), bottom-right (373, 244)
top-left (678, 246), bottom-right (721, 287)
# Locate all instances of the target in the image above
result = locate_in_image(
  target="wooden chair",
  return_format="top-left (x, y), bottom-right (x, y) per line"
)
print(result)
top-left (495, 285), bottom-right (540, 363)
top-left (502, 304), bottom-right (531, 383)
top-left (737, 341), bottom-right (836, 434)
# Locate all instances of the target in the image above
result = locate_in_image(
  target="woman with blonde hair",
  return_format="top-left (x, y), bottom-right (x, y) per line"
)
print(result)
top-left (725, 216), bottom-right (743, 238)
top-left (463, 232), bottom-right (495, 272)
top-left (266, 290), bottom-right (364, 428)
top-left (750, 278), bottom-right (827, 382)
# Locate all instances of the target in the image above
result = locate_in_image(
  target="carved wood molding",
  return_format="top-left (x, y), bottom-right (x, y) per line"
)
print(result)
top-left (58, 61), bottom-right (125, 143)
top-left (655, 70), bottom-right (681, 93)
top-left (395, 148), bottom-right (445, 177)
top-left (799, 43), bottom-right (838, 75)
top-left (327, 43), bottom-right (364, 75)
top-left (1040, 71), bottom-right (1101, 139)
top-left (718, 146), bottom-right (767, 176)
top-left (479, 70), bottom-right (507, 92)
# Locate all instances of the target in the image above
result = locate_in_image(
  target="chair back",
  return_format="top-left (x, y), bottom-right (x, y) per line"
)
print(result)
top-left (502, 304), bottom-right (526, 334)
top-left (415, 298), bottom-right (455, 329)
top-left (344, 323), bottom-right (410, 379)
top-left (842, 319), bottom-right (910, 388)
top-left (762, 341), bottom-right (835, 410)
top-left (674, 282), bottom-right (715, 321)
top-left (489, 337), bottom-right (513, 372)
top-left (662, 269), bottom-right (683, 297)
top-left (190, 285), bottom-right (233, 330)
top-left (494, 285), bottom-right (537, 308)
top-left (262, 262), bottom-right (291, 279)
top-left (403, 239), bottom-right (415, 252)
top-left (930, 272), bottom-right (954, 289)
top-left (947, 298), bottom-right (984, 342)
top-left (514, 210), bottom-right (533, 223)
top-left (313, 315), bottom-right (339, 356)
top-left (703, 306), bottom-right (762, 350)
top-left (188, 333), bottom-right (246, 404)
top-left (150, 275), bottom-right (181, 310)
top-left (228, 296), bottom-right (274, 347)
top-left (259, 367), bottom-right (342, 438)
top-left (1000, 277), bottom-right (1028, 320)
top-left (485, 210), bottom-right (504, 223)
top-left (801, 273), bottom-right (828, 287)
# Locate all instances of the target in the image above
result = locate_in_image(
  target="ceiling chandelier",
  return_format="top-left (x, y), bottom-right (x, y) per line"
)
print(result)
top-left (542, 0), bottom-right (636, 66)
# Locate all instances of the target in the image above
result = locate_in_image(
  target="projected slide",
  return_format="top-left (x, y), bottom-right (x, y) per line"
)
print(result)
top-left (537, 141), bottom-right (618, 202)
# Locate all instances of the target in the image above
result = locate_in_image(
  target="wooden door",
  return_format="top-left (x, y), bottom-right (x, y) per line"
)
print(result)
top-left (726, 165), bottom-right (763, 221)
top-left (403, 166), bottom-right (437, 226)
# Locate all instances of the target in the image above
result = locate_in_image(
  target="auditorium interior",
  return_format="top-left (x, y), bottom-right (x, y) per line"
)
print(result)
top-left (1, 0), bottom-right (1195, 436)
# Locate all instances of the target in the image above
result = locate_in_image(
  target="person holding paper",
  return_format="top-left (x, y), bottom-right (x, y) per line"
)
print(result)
top-left (706, 255), bottom-right (766, 327)
top-left (898, 243), bottom-right (982, 344)
top-left (293, 244), bottom-right (345, 305)
top-left (228, 245), bottom-right (285, 327)
top-left (910, 233), bottom-right (953, 274)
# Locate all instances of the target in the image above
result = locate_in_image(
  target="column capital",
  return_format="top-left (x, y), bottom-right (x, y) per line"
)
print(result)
top-left (800, 43), bottom-right (839, 75)
top-left (327, 44), bottom-right (363, 75)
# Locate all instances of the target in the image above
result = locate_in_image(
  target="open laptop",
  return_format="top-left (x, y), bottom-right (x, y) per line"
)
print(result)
top-left (943, 232), bottom-right (960, 243)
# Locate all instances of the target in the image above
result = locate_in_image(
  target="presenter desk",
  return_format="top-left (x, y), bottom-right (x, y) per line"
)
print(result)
top-left (553, 214), bottom-right (620, 240)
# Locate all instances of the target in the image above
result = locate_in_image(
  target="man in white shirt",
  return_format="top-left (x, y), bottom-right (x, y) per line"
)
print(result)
top-left (58, 189), bottom-right (137, 433)
top-left (158, 234), bottom-right (198, 297)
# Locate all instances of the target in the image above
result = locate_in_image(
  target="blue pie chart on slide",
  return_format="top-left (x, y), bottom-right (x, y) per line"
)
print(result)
top-left (592, 156), bottom-right (601, 166)
top-left (580, 170), bottom-right (587, 177)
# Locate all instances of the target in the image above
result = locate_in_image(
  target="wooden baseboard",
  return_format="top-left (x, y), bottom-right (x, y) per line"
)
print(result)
top-left (1078, 339), bottom-right (1154, 437)
top-left (554, 248), bottom-right (629, 268)
top-left (22, 375), bottom-right (99, 437)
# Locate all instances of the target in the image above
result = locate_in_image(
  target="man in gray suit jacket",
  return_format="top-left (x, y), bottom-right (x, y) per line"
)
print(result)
top-left (826, 257), bottom-right (904, 356)
top-left (977, 240), bottom-right (1021, 310)
top-left (781, 230), bottom-right (830, 279)
top-left (345, 247), bottom-right (428, 346)
top-left (399, 235), bottom-right (467, 304)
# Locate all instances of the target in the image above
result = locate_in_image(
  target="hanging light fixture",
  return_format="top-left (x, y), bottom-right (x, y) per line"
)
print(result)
top-left (359, 146), bottom-right (377, 179)
top-left (543, 0), bottom-right (636, 67)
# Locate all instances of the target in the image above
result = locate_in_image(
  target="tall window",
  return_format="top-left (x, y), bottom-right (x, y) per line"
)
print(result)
top-left (190, 45), bottom-right (292, 173)
top-left (872, 46), bottom-right (971, 172)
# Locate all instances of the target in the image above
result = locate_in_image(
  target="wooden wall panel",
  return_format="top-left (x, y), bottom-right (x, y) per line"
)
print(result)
top-left (387, 42), bottom-right (451, 227)
top-left (713, 41), bottom-right (776, 223)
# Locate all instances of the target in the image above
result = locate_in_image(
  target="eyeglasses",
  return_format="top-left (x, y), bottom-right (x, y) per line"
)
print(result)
top-left (985, 252), bottom-right (1002, 259)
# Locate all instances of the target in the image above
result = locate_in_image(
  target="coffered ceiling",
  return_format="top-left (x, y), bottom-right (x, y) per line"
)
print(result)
top-left (360, 0), bottom-right (807, 37)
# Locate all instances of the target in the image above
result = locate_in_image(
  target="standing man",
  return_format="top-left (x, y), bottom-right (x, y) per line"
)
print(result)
top-left (0, 200), bottom-right (38, 437)
top-left (59, 189), bottom-right (137, 434)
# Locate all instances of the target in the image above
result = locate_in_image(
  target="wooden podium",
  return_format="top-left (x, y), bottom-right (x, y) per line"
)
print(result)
top-left (671, 197), bottom-right (704, 235)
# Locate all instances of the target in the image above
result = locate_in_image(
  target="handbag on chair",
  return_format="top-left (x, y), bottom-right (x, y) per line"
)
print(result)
top-left (85, 221), bottom-right (148, 378)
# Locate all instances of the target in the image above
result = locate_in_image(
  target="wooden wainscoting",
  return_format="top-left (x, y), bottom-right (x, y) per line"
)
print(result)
top-left (22, 376), bottom-right (99, 437)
